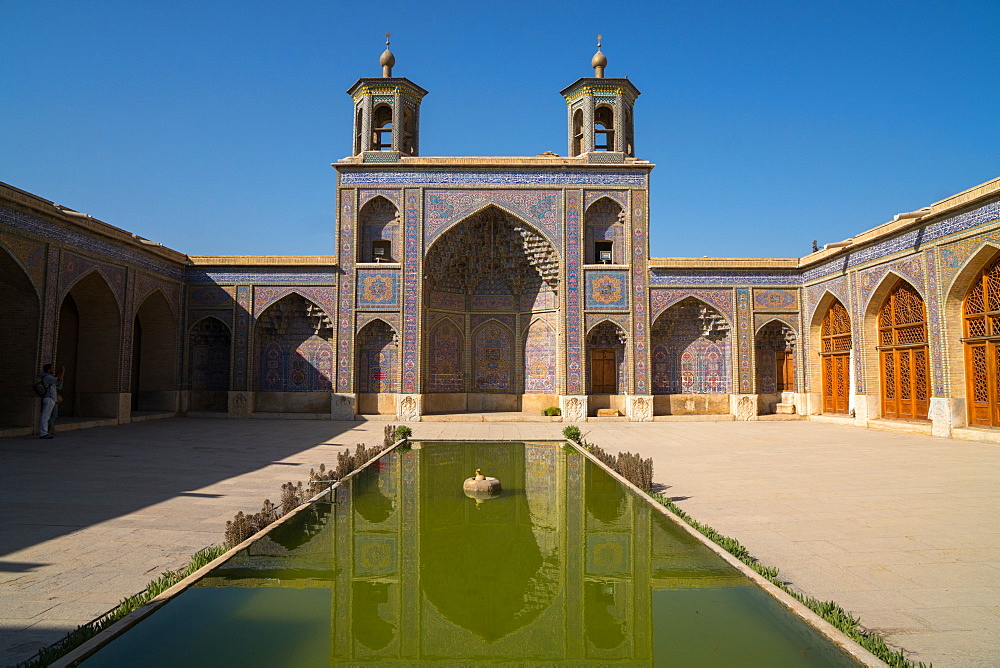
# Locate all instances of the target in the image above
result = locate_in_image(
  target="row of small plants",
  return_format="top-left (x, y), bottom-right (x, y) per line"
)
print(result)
top-left (20, 424), bottom-right (412, 668)
top-left (561, 425), bottom-right (926, 668)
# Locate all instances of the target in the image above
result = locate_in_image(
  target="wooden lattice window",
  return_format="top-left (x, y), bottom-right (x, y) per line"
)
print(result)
top-left (820, 299), bottom-right (851, 414)
top-left (963, 255), bottom-right (1000, 427)
top-left (878, 281), bottom-right (930, 420)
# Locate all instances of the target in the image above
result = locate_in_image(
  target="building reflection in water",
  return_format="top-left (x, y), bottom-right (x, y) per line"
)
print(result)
top-left (200, 441), bottom-right (746, 664)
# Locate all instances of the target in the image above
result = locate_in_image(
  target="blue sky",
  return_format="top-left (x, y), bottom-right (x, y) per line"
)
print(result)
top-left (3, 1), bottom-right (998, 259)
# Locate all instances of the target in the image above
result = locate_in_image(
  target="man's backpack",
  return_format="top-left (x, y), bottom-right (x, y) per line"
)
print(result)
top-left (33, 376), bottom-right (46, 398)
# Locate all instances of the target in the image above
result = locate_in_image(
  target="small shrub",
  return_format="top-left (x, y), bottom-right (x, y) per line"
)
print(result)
top-left (280, 481), bottom-right (306, 515)
top-left (383, 423), bottom-right (397, 447)
top-left (224, 511), bottom-right (252, 548)
top-left (395, 424), bottom-right (413, 440)
top-left (562, 425), bottom-right (582, 443)
top-left (542, 406), bottom-right (561, 416)
top-left (308, 463), bottom-right (337, 494)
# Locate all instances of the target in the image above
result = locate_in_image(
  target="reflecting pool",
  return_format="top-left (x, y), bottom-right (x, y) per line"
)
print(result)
top-left (83, 441), bottom-right (859, 666)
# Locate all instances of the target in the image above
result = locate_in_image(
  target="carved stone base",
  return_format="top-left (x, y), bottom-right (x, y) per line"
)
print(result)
top-left (117, 393), bottom-right (132, 424)
top-left (330, 393), bottom-right (357, 421)
top-left (626, 395), bottom-right (653, 422)
top-left (853, 394), bottom-right (878, 426)
top-left (929, 397), bottom-right (966, 438)
top-left (228, 391), bottom-right (252, 418)
top-left (559, 395), bottom-right (588, 422)
top-left (775, 391), bottom-right (796, 414)
top-left (395, 394), bottom-right (422, 422)
top-left (730, 394), bottom-right (759, 421)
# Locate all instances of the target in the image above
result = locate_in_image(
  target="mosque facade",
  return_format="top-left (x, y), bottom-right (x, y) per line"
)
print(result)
top-left (2, 44), bottom-right (999, 440)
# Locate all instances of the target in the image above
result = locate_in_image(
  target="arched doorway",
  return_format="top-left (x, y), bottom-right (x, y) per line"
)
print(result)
top-left (422, 205), bottom-right (559, 413)
top-left (0, 246), bottom-right (41, 427)
top-left (587, 321), bottom-right (627, 415)
top-left (755, 320), bottom-right (796, 413)
top-left (188, 316), bottom-right (231, 412)
top-left (878, 280), bottom-right (930, 420)
top-left (254, 293), bottom-right (334, 413)
top-left (962, 254), bottom-right (1000, 426)
top-left (131, 290), bottom-right (178, 412)
top-left (820, 299), bottom-right (852, 414)
top-left (57, 271), bottom-right (122, 418)
top-left (356, 319), bottom-right (398, 415)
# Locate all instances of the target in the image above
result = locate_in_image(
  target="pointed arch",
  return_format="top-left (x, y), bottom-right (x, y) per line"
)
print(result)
top-left (188, 315), bottom-right (231, 410)
top-left (254, 292), bottom-right (334, 394)
top-left (358, 195), bottom-right (400, 263)
top-left (57, 270), bottom-right (122, 417)
top-left (810, 296), bottom-right (853, 415)
top-left (755, 319), bottom-right (797, 396)
top-left (863, 270), bottom-right (926, 319)
top-left (472, 318), bottom-right (514, 392)
top-left (867, 277), bottom-right (930, 420)
top-left (61, 268), bottom-right (122, 315)
top-left (586, 320), bottom-right (628, 395)
top-left (131, 289), bottom-right (179, 411)
top-left (955, 248), bottom-right (1000, 426)
top-left (523, 318), bottom-right (556, 394)
top-left (425, 202), bottom-right (560, 257)
top-left (651, 290), bottom-right (734, 326)
top-left (425, 316), bottom-right (463, 393)
top-left (0, 236), bottom-right (42, 298)
top-left (0, 244), bottom-right (42, 427)
top-left (584, 196), bottom-right (624, 264)
top-left (356, 318), bottom-right (399, 394)
top-left (650, 297), bottom-right (730, 395)
top-left (755, 316), bottom-right (798, 336)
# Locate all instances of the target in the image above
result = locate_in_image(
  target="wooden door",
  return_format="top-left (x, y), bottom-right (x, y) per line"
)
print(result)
top-left (591, 348), bottom-right (617, 394)
top-left (963, 257), bottom-right (1000, 427)
top-left (822, 352), bottom-right (850, 413)
top-left (878, 281), bottom-right (930, 420)
top-left (776, 350), bottom-right (794, 392)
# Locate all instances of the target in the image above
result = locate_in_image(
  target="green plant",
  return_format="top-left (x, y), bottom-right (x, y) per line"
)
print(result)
top-left (395, 424), bottom-right (413, 440)
top-left (542, 406), bottom-right (561, 416)
top-left (562, 425), bottom-right (582, 443)
top-left (383, 423), bottom-right (397, 447)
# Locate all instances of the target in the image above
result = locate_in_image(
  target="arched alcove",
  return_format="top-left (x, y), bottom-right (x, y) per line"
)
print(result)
top-left (131, 290), bottom-right (178, 412)
top-left (188, 316), bottom-right (231, 412)
top-left (0, 246), bottom-right (41, 427)
top-left (356, 318), bottom-right (398, 415)
top-left (358, 196), bottom-right (400, 263)
top-left (254, 293), bottom-right (334, 413)
top-left (584, 197), bottom-right (624, 265)
top-left (586, 320), bottom-right (627, 416)
top-left (57, 271), bottom-right (122, 418)
top-left (868, 278), bottom-right (930, 420)
top-left (755, 319), bottom-right (797, 413)
top-left (813, 297), bottom-right (852, 415)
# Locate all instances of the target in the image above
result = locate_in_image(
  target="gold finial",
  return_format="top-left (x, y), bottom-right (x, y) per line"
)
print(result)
top-left (592, 34), bottom-right (607, 78)
top-left (380, 31), bottom-right (395, 77)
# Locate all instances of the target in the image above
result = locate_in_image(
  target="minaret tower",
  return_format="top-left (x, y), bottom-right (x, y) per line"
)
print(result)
top-left (560, 36), bottom-right (640, 159)
top-left (346, 34), bottom-right (428, 158)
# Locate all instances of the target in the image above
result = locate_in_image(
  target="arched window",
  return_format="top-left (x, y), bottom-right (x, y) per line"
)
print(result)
top-left (572, 109), bottom-right (584, 155)
top-left (878, 281), bottom-right (930, 420)
top-left (402, 106), bottom-right (415, 155)
top-left (354, 108), bottom-right (363, 154)
top-left (372, 105), bottom-right (392, 151)
top-left (594, 106), bottom-right (614, 151)
top-left (820, 299), bottom-right (852, 414)
top-left (963, 255), bottom-right (1000, 426)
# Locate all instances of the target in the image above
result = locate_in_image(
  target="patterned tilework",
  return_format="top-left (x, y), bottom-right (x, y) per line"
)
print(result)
top-left (925, 248), bottom-right (945, 395)
top-left (753, 289), bottom-right (797, 310)
top-left (0, 231), bottom-right (45, 292)
top-left (1, 205), bottom-right (184, 279)
top-left (849, 272), bottom-right (866, 394)
top-left (356, 312), bottom-right (400, 333)
top-left (938, 228), bottom-right (1000, 287)
top-left (736, 289), bottom-right (752, 392)
top-left (39, 248), bottom-right (59, 361)
top-left (804, 277), bottom-right (850, 326)
top-left (186, 270), bottom-right (337, 283)
top-left (428, 291), bottom-right (465, 310)
top-left (337, 190), bottom-right (355, 392)
top-left (650, 288), bottom-right (734, 324)
top-left (59, 251), bottom-right (127, 310)
top-left (426, 318), bottom-right (462, 392)
top-left (359, 189), bottom-right (402, 210)
top-left (584, 190), bottom-right (629, 212)
top-left (356, 269), bottom-right (399, 309)
top-left (188, 317), bottom-right (231, 391)
top-left (254, 287), bottom-right (336, 319)
top-left (650, 270), bottom-right (800, 285)
top-left (471, 295), bottom-right (515, 311)
top-left (524, 319), bottom-right (556, 393)
top-left (565, 190), bottom-right (583, 394)
top-left (632, 191), bottom-right (649, 393)
top-left (521, 289), bottom-right (556, 311)
top-left (470, 313), bottom-right (516, 331)
top-left (356, 321), bottom-right (398, 393)
top-left (340, 168), bottom-right (648, 187)
top-left (584, 270), bottom-right (629, 309)
top-left (651, 329), bottom-right (730, 394)
top-left (120, 271), bottom-right (136, 391)
top-left (858, 256), bottom-right (925, 305)
top-left (134, 273), bottom-right (181, 316)
top-left (423, 190), bottom-right (563, 249)
top-left (754, 313), bottom-right (798, 333)
top-left (401, 189), bottom-right (420, 393)
top-left (257, 335), bottom-right (334, 392)
top-left (473, 321), bottom-right (513, 391)
top-left (233, 286), bottom-right (251, 391)
top-left (585, 313), bottom-right (631, 334)
top-left (189, 309), bottom-right (234, 330)
top-left (189, 285), bottom-right (234, 308)
top-left (802, 200), bottom-right (1000, 282)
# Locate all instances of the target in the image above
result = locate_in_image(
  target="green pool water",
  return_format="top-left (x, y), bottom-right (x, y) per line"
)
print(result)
top-left (82, 441), bottom-right (860, 666)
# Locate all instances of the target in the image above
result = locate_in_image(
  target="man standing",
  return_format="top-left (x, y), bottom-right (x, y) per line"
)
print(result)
top-left (39, 364), bottom-right (64, 439)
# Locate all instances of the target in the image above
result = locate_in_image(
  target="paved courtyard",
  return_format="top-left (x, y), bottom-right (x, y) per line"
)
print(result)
top-left (0, 418), bottom-right (998, 666)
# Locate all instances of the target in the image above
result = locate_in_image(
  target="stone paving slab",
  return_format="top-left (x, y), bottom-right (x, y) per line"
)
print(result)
top-left (0, 418), bottom-right (998, 666)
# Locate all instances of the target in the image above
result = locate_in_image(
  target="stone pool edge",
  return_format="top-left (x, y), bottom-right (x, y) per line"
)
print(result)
top-left (566, 439), bottom-right (888, 668)
top-left (51, 438), bottom-right (410, 667)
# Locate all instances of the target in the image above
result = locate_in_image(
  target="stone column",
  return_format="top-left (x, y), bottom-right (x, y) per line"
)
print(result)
top-left (853, 394), bottom-right (878, 427)
top-left (331, 393), bottom-right (357, 421)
